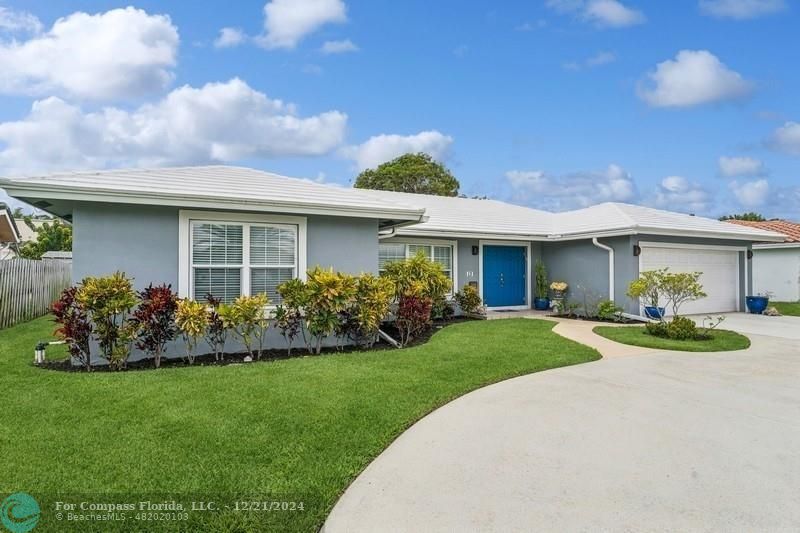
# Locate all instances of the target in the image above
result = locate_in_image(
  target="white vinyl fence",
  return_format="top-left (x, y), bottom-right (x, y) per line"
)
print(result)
top-left (0, 258), bottom-right (72, 329)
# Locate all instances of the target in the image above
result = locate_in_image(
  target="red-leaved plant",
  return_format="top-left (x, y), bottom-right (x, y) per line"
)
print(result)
top-left (395, 295), bottom-right (433, 346)
top-left (131, 284), bottom-right (178, 368)
top-left (52, 287), bottom-right (93, 371)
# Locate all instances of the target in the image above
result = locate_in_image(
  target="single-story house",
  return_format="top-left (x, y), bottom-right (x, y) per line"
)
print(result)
top-left (0, 165), bottom-right (784, 357)
top-left (726, 219), bottom-right (800, 302)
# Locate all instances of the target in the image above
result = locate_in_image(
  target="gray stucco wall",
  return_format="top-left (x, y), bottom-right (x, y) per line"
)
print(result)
top-left (541, 235), bottom-right (753, 315)
top-left (73, 202), bottom-right (179, 286)
top-left (72, 202), bottom-right (381, 363)
top-left (540, 237), bottom-right (632, 312)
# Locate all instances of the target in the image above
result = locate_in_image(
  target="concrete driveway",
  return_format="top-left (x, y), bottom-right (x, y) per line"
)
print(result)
top-left (324, 317), bottom-right (800, 532)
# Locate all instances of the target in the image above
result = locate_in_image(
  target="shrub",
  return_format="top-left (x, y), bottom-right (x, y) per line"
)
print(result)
top-left (304, 267), bottom-right (357, 354)
top-left (382, 252), bottom-right (451, 302)
top-left (431, 297), bottom-right (455, 321)
top-left (76, 271), bottom-right (138, 370)
top-left (348, 273), bottom-right (395, 348)
top-left (573, 284), bottom-right (602, 318)
top-left (534, 260), bottom-right (548, 299)
top-left (666, 315), bottom-right (697, 340)
top-left (175, 299), bottom-right (208, 364)
top-left (130, 284), bottom-right (178, 368)
top-left (645, 321), bottom-right (668, 337)
top-left (204, 294), bottom-right (228, 362)
top-left (276, 278), bottom-right (310, 355)
top-left (597, 300), bottom-right (623, 321)
top-left (220, 293), bottom-right (271, 359)
top-left (396, 295), bottom-right (433, 346)
top-left (453, 284), bottom-right (483, 314)
top-left (52, 287), bottom-right (93, 371)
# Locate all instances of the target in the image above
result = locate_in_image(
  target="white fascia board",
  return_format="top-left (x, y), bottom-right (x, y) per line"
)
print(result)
top-left (1, 185), bottom-right (426, 222)
top-left (752, 242), bottom-right (800, 250)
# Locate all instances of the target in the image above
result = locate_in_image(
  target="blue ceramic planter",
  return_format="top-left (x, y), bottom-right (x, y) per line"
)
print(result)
top-left (644, 306), bottom-right (665, 319)
top-left (745, 296), bottom-right (769, 314)
top-left (533, 297), bottom-right (550, 310)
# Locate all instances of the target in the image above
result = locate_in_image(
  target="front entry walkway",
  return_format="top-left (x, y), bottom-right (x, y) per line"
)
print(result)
top-left (324, 329), bottom-right (800, 532)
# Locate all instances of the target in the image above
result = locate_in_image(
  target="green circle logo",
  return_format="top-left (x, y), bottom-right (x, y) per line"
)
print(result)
top-left (1, 493), bottom-right (40, 533)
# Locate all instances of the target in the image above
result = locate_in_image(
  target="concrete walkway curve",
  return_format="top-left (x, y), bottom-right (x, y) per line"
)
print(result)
top-left (324, 319), bottom-right (800, 532)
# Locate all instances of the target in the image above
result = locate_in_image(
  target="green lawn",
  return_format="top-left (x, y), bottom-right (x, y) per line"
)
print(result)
top-left (0, 316), bottom-right (599, 532)
top-left (593, 325), bottom-right (750, 352)
top-left (772, 301), bottom-right (800, 316)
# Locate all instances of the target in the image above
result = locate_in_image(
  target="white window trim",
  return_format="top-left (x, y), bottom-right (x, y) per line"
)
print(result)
top-left (178, 210), bottom-right (307, 300)
top-left (478, 240), bottom-right (532, 311)
top-left (379, 238), bottom-right (458, 292)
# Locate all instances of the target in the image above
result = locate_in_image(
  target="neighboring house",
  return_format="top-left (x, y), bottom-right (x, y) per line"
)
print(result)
top-left (726, 219), bottom-right (800, 302)
top-left (0, 166), bottom-right (783, 330)
top-left (41, 250), bottom-right (73, 263)
top-left (0, 203), bottom-right (21, 259)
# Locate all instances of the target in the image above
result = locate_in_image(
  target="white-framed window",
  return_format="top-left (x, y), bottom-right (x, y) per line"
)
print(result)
top-left (378, 240), bottom-right (457, 289)
top-left (179, 211), bottom-right (307, 304)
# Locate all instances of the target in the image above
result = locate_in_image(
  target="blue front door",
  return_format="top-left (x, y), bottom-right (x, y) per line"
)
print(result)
top-left (482, 245), bottom-right (527, 307)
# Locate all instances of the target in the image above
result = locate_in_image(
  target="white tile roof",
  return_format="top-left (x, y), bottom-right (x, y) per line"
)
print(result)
top-left (0, 165), bottom-right (785, 242)
top-left (0, 166), bottom-right (425, 222)
top-left (362, 189), bottom-right (785, 242)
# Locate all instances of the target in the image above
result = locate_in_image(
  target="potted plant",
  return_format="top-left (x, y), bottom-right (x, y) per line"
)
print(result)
top-left (627, 269), bottom-right (666, 320)
top-left (549, 281), bottom-right (568, 314)
top-left (534, 260), bottom-right (549, 310)
top-left (745, 292), bottom-right (770, 314)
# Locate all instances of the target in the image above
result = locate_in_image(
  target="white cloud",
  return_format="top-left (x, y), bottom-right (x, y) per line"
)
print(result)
top-left (0, 6), bottom-right (43, 34)
top-left (341, 131), bottom-right (454, 171)
top-left (649, 176), bottom-right (713, 213)
top-left (258, 0), bottom-right (347, 49)
top-left (730, 179), bottom-right (770, 207)
top-left (718, 156), bottom-right (765, 177)
top-left (769, 121), bottom-right (800, 155)
top-left (0, 78), bottom-right (348, 174)
top-left (320, 39), bottom-right (358, 54)
top-left (637, 50), bottom-right (752, 108)
top-left (0, 7), bottom-right (178, 101)
top-left (505, 164), bottom-right (637, 211)
top-left (699, 0), bottom-right (786, 19)
top-left (546, 0), bottom-right (645, 28)
top-left (214, 27), bottom-right (246, 48)
top-left (563, 50), bottom-right (616, 71)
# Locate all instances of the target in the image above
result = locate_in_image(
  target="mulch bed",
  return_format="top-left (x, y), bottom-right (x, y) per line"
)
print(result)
top-left (39, 317), bottom-right (475, 373)
top-left (551, 314), bottom-right (635, 324)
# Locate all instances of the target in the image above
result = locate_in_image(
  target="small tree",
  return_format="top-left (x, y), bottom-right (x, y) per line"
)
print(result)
top-left (131, 284), bottom-right (178, 368)
top-left (661, 271), bottom-right (706, 317)
top-left (52, 287), bottom-right (93, 370)
top-left (354, 153), bottom-right (460, 196)
top-left (719, 212), bottom-right (765, 221)
top-left (76, 272), bottom-right (138, 370)
top-left (176, 299), bottom-right (208, 364)
top-left (627, 269), bottom-right (667, 320)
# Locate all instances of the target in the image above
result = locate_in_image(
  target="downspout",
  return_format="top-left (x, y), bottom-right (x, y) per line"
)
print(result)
top-left (592, 238), bottom-right (614, 301)
top-left (378, 228), bottom-right (397, 240)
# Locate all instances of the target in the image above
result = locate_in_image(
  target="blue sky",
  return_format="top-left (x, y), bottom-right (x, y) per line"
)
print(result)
top-left (0, 0), bottom-right (798, 218)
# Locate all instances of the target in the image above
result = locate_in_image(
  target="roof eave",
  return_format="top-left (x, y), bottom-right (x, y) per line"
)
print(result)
top-left (1, 183), bottom-right (426, 223)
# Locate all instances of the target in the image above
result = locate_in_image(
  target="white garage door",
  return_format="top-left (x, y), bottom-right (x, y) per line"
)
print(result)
top-left (640, 245), bottom-right (740, 315)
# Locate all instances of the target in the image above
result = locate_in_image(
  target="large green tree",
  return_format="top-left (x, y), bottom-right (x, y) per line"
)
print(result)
top-left (719, 212), bottom-right (766, 221)
top-left (354, 153), bottom-right (460, 196)
top-left (18, 219), bottom-right (72, 260)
